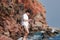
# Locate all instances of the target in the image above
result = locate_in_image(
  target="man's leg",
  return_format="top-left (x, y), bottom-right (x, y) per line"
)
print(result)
top-left (22, 26), bottom-right (29, 40)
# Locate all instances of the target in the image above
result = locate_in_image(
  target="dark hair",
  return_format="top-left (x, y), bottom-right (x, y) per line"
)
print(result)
top-left (25, 8), bottom-right (32, 14)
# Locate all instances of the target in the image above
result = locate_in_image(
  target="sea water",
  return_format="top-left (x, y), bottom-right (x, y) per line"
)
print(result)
top-left (28, 32), bottom-right (60, 40)
top-left (49, 34), bottom-right (60, 40)
top-left (18, 32), bottom-right (60, 40)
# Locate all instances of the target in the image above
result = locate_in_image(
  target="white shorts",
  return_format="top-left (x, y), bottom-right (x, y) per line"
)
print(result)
top-left (21, 21), bottom-right (29, 33)
top-left (21, 21), bottom-right (29, 29)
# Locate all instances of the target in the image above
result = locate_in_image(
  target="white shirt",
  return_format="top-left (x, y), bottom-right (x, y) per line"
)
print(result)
top-left (22, 13), bottom-right (28, 21)
top-left (21, 13), bottom-right (29, 28)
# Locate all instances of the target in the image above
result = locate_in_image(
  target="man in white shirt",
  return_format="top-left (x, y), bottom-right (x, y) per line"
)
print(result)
top-left (21, 12), bottom-right (30, 33)
top-left (21, 12), bottom-right (31, 40)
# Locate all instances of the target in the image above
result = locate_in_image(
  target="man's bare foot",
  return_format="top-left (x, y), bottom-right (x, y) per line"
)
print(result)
top-left (22, 36), bottom-right (27, 40)
top-left (23, 33), bottom-right (28, 40)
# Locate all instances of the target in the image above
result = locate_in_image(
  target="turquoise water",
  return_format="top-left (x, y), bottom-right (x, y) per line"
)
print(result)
top-left (49, 34), bottom-right (60, 40)
top-left (28, 32), bottom-right (60, 40)
top-left (18, 32), bottom-right (60, 40)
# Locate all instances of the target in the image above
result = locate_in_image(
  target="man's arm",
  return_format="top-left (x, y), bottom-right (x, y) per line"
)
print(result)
top-left (23, 19), bottom-right (32, 22)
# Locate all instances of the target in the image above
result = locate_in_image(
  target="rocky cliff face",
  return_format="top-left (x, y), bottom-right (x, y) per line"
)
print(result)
top-left (0, 0), bottom-right (49, 40)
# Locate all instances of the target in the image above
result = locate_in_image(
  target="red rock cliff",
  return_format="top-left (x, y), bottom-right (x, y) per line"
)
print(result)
top-left (0, 0), bottom-right (48, 40)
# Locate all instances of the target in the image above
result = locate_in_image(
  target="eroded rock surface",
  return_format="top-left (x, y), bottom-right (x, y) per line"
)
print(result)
top-left (0, 0), bottom-right (50, 40)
